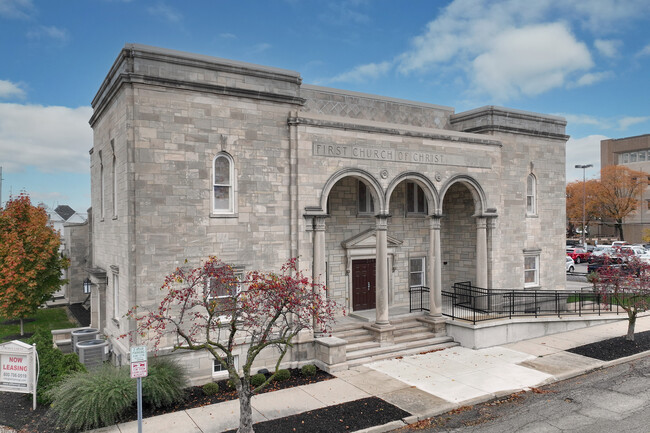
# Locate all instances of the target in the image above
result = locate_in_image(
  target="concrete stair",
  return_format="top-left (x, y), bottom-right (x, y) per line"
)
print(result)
top-left (333, 316), bottom-right (459, 367)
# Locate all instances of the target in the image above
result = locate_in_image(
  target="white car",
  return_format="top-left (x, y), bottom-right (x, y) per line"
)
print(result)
top-left (566, 256), bottom-right (575, 273)
top-left (639, 253), bottom-right (650, 264)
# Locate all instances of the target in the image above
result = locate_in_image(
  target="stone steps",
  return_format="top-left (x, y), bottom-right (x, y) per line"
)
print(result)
top-left (332, 316), bottom-right (457, 368)
top-left (346, 338), bottom-right (459, 367)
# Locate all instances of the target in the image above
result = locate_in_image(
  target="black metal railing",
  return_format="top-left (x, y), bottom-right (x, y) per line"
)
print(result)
top-left (442, 281), bottom-right (626, 324)
top-left (409, 286), bottom-right (430, 312)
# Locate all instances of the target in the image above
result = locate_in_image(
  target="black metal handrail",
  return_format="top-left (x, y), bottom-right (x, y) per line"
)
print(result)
top-left (409, 286), bottom-right (430, 312)
top-left (442, 281), bottom-right (625, 324)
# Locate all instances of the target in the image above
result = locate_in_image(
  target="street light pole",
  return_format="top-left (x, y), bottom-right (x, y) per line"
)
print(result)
top-left (575, 164), bottom-right (593, 247)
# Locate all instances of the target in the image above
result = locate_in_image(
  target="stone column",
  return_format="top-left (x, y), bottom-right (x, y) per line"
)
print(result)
top-left (428, 216), bottom-right (443, 317)
top-left (312, 216), bottom-right (327, 333)
top-left (375, 215), bottom-right (390, 326)
top-left (476, 217), bottom-right (488, 289)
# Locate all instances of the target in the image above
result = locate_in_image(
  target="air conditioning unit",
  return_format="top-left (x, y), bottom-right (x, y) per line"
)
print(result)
top-left (71, 328), bottom-right (99, 354)
top-left (77, 339), bottom-right (109, 368)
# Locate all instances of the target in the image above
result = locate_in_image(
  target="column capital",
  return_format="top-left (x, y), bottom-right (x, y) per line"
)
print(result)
top-left (375, 213), bottom-right (390, 231)
top-left (476, 216), bottom-right (487, 230)
top-left (313, 215), bottom-right (327, 231)
top-left (429, 215), bottom-right (442, 230)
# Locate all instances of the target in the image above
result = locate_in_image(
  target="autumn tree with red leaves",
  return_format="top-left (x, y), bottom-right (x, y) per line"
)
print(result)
top-left (0, 194), bottom-right (69, 335)
top-left (592, 165), bottom-right (647, 241)
top-left (593, 254), bottom-right (650, 341)
top-left (125, 257), bottom-right (340, 433)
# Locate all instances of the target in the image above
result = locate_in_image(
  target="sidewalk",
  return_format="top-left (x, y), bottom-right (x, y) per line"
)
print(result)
top-left (92, 315), bottom-right (650, 433)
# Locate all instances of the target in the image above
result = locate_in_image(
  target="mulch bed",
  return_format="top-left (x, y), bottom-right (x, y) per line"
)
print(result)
top-left (567, 328), bottom-right (650, 361)
top-left (223, 397), bottom-right (410, 433)
top-left (1, 332), bottom-right (34, 341)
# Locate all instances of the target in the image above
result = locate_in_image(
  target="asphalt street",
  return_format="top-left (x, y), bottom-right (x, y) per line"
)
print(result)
top-left (394, 355), bottom-right (650, 433)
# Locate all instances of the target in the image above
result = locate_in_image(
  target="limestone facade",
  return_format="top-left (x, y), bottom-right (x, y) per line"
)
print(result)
top-left (88, 44), bottom-right (568, 383)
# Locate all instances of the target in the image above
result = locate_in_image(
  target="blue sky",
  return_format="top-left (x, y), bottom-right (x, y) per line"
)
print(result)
top-left (1, 0), bottom-right (649, 212)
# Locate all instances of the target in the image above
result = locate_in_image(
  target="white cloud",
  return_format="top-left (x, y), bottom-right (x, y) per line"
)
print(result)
top-left (26, 26), bottom-right (70, 43)
top-left (0, 79), bottom-right (25, 99)
top-left (618, 116), bottom-right (650, 130)
top-left (559, 0), bottom-right (650, 33)
top-left (0, 0), bottom-right (33, 19)
top-left (565, 135), bottom-right (608, 182)
top-left (0, 103), bottom-right (92, 174)
top-left (471, 23), bottom-right (592, 99)
top-left (573, 71), bottom-right (613, 87)
top-left (219, 33), bottom-right (236, 39)
top-left (594, 39), bottom-right (621, 58)
top-left (147, 4), bottom-right (182, 23)
top-left (250, 43), bottom-right (271, 54)
top-left (559, 113), bottom-right (605, 128)
top-left (330, 61), bottom-right (392, 83)
top-left (637, 44), bottom-right (650, 57)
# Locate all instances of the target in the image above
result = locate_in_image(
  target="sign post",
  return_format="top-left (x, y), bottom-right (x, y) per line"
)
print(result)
top-left (0, 340), bottom-right (38, 410)
top-left (130, 346), bottom-right (148, 433)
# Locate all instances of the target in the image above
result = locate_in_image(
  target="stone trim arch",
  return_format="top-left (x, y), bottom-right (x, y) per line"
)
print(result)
top-left (317, 168), bottom-right (386, 213)
top-left (439, 174), bottom-right (489, 216)
top-left (385, 171), bottom-right (439, 214)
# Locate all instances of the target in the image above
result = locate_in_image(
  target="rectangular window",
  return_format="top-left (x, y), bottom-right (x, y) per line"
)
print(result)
top-left (213, 355), bottom-right (239, 375)
top-left (524, 254), bottom-right (539, 288)
top-left (639, 151), bottom-right (646, 162)
top-left (406, 183), bottom-right (427, 214)
top-left (409, 257), bottom-right (426, 287)
top-left (622, 153), bottom-right (629, 163)
top-left (630, 152), bottom-right (637, 163)
top-left (206, 272), bottom-right (242, 300)
top-left (358, 181), bottom-right (374, 214)
top-left (113, 273), bottom-right (119, 319)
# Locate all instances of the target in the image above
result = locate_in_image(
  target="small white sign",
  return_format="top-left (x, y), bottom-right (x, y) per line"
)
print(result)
top-left (130, 361), bottom-right (148, 379)
top-left (130, 346), bottom-right (147, 363)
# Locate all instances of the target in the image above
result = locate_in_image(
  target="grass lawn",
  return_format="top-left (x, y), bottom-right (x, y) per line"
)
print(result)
top-left (0, 307), bottom-right (78, 342)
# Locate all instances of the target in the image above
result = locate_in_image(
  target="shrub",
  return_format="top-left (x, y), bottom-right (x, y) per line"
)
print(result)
top-left (142, 358), bottom-right (188, 409)
top-left (273, 369), bottom-right (291, 382)
top-left (250, 373), bottom-right (266, 387)
top-left (202, 382), bottom-right (219, 396)
top-left (47, 365), bottom-right (134, 432)
top-left (226, 379), bottom-right (236, 390)
top-left (301, 364), bottom-right (317, 377)
top-left (28, 328), bottom-right (86, 404)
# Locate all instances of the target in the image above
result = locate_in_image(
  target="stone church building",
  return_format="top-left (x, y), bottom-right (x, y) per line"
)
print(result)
top-left (87, 44), bottom-right (567, 382)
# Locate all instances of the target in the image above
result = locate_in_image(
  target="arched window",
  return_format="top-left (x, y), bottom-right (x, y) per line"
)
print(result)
top-left (526, 174), bottom-right (536, 216)
top-left (213, 153), bottom-right (234, 213)
top-left (99, 151), bottom-right (104, 219)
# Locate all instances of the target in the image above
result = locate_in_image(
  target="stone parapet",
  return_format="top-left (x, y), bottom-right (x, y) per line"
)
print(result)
top-left (450, 105), bottom-right (568, 140)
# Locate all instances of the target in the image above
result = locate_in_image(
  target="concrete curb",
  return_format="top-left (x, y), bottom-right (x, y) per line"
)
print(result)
top-left (352, 420), bottom-right (407, 432)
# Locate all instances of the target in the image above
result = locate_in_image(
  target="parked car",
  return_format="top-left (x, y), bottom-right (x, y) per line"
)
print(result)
top-left (566, 256), bottom-right (575, 273)
top-left (566, 247), bottom-right (590, 264)
top-left (589, 246), bottom-right (615, 263)
top-left (639, 253), bottom-right (650, 264)
top-left (587, 261), bottom-right (628, 275)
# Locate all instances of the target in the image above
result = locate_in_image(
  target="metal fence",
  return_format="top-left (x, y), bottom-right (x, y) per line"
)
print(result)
top-left (442, 281), bottom-right (626, 324)
top-left (409, 286), bottom-right (430, 312)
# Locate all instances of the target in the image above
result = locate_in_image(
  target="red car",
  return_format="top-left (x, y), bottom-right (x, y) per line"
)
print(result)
top-left (566, 248), bottom-right (590, 264)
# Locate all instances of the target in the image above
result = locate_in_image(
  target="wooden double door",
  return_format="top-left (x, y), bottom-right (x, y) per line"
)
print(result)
top-left (352, 259), bottom-right (376, 311)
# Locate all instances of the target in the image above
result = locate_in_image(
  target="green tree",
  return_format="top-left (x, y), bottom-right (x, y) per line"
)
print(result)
top-left (0, 193), bottom-right (69, 335)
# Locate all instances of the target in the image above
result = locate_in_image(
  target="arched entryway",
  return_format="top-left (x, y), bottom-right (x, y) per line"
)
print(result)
top-left (439, 176), bottom-right (490, 291)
